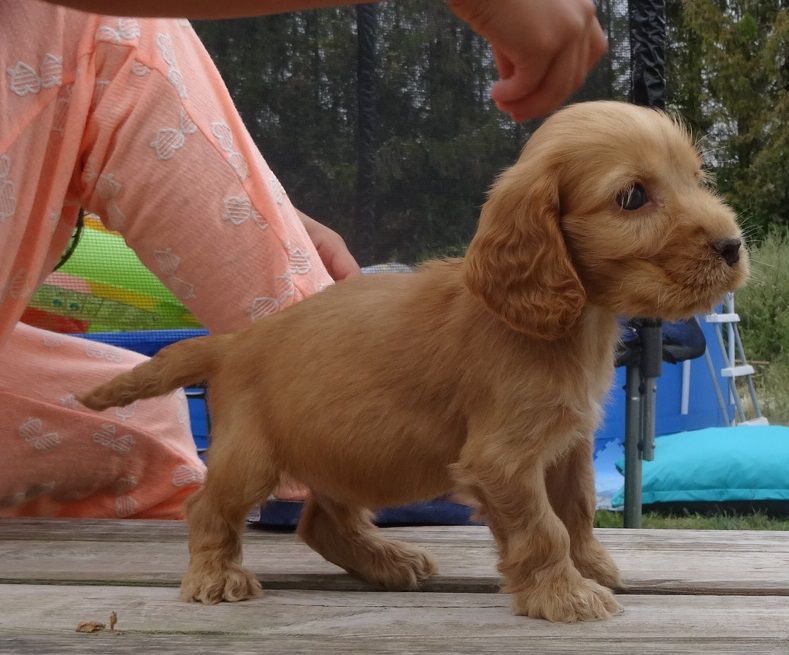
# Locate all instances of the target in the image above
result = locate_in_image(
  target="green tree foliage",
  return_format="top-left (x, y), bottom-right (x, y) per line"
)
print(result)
top-left (734, 229), bottom-right (789, 422)
top-left (666, 0), bottom-right (788, 239)
top-left (735, 229), bottom-right (789, 362)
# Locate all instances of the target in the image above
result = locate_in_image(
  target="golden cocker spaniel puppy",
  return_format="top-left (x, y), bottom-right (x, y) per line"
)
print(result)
top-left (80, 101), bottom-right (748, 622)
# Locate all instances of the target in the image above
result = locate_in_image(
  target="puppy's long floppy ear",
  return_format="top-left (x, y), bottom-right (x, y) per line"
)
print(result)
top-left (463, 161), bottom-right (585, 339)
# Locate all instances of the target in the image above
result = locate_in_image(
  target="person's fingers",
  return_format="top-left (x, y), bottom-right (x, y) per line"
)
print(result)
top-left (491, 56), bottom-right (549, 106)
top-left (572, 26), bottom-right (591, 89)
top-left (451, 0), bottom-right (609, 119)
top-left (297, 209), bottom-right (361, 281)
top-left (315, 237), bottom-right (361, 281)
top-left (328, 246), bottom-right (362, 280)
top-left (492, 32), bottom-right (595, 117)
top-left (492, 45), bottom-right (515, 80)
top-left (497, 44), bottom-right (582, 120)
top-left (498, 10), bottom-right (607, 122)
top-left (587, 18), bottom-right (608, 70)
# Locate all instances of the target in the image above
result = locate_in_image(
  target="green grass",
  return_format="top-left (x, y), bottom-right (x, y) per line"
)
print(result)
top-left (736, 228), bottom-right (789, 424)
top-left (595, 510), bottom-right (789, 530)
top-left (736, 229), bottom-right (789, 362)
top-left (755, 354), bottom-right (789, 425)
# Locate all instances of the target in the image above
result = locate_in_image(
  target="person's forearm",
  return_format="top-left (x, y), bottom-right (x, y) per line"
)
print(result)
top-left (43, 0), bottom-right (379, 19)
top-left (43, 0), bottom-right (606, 120)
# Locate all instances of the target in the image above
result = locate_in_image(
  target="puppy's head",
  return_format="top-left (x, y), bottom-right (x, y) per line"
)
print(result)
top-left (464, 101), bottom-right (748, 338)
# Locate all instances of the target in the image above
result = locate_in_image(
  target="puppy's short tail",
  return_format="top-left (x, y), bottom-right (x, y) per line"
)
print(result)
top-left (78, 335), bottom-right (224, 411)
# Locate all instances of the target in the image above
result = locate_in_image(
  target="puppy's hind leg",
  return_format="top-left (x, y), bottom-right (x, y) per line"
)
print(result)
top-left (297, 494), bottom-right (437, 590)
top-left (180, 414), bottom-right (278, 605)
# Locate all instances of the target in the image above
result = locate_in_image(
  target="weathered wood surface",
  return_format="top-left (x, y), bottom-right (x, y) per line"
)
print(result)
top-left (2, 519), bottom-right (789, 654)
top-left (2, 586), bottom-right (789, 654)
top-left (2, 520), bottom-right (788, 595)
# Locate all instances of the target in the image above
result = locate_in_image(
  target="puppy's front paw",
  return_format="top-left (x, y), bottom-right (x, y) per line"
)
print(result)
top-left (512, 572), bottom-right (622, 622)
top-left (351, 541), bottom-right (438, 590)
top-left (180, 562), bottom-right (262, 604)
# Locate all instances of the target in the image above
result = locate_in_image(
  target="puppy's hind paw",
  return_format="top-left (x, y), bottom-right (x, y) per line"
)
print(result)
top-left (351, 541), bottom-right (438, 590)
top-left (180, 562), bottom-right (262, 604)
top-left (573, 540), bottom-right (623, 589)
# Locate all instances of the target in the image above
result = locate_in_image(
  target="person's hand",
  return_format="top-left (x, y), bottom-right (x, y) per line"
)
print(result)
top-left (297, 210), bottom-right (361, 281)
top-left (448, 0), bottom-right (608, 121)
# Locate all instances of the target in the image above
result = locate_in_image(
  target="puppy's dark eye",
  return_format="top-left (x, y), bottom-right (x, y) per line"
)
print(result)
top-left (617, 183), bottom-right (648, 211)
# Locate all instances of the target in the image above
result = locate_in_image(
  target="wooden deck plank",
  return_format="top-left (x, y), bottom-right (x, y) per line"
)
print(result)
top-left (1, 585), bottom-right (789, 654)
top-left (4, 635), bottom-right (787, 655)
top-left (3, 520), bottom-right (789, 654)
top-left (2, 520), bottom-right (788, 595)
top-left (4, 518), bottom-right (789, 550)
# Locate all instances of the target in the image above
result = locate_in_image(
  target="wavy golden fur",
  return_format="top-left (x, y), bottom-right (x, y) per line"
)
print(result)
top-left (79, 101), bottom-right (748, 622)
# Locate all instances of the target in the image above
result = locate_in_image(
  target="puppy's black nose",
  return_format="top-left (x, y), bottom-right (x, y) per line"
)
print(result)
top-left (712, 238), bottom-right (741, 266)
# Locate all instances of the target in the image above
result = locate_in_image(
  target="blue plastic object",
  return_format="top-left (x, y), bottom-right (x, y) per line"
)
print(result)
top-left (253, 498), bottom-right (480, 528)
top-left (611, 425), bottom-right (789, 507)
top-left (79, 329), bottom-right (208, 357)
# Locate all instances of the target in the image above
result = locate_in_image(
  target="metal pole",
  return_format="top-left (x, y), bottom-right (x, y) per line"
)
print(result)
top-left (639, 319), bottom-right (662, 462)
top-left (623, 365), bottom-right (643, 528)
top-left (625, 0), bottom-right (666, 527)
top-left (354, 3), bottom-right (378, 266)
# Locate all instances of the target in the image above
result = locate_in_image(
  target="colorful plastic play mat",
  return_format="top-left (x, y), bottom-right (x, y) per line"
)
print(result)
top-left (23, 215), bottom-right (200, 334)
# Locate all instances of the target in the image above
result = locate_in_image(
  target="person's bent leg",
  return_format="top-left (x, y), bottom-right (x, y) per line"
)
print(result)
top-left (1, 4), bottom-right (335, 508)
top-left (75, 13), bottom-right (334, 334)
top-left (0, 321), bottom-right (205, 518)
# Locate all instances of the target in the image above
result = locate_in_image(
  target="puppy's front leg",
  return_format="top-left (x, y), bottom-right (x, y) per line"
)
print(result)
top-left (455, 438), bottom-right (621, 622)
top-left (546, 436), bottom-right (622, 589)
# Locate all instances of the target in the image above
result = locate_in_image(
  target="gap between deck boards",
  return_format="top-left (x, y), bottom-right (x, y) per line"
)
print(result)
top-left (3, 575), bottom-right (787, 598)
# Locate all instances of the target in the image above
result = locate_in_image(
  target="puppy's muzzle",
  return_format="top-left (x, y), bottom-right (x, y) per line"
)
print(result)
top-left (711, 237), bottom-right (742, 267)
